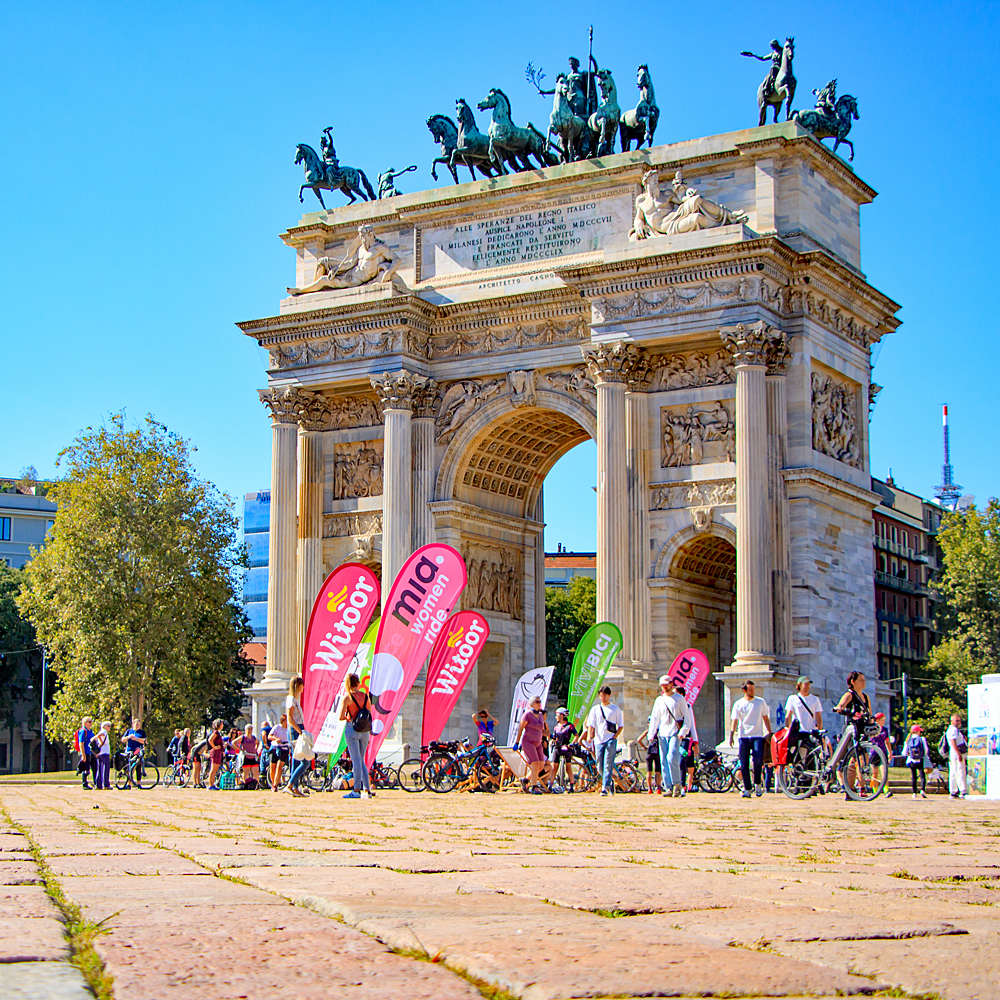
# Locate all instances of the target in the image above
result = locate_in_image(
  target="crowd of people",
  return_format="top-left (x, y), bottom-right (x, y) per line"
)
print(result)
top-left (73, 669), bottom-right (971, 802)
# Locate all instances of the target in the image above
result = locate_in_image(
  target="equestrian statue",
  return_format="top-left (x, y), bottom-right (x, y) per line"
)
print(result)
top-left (793, 81), bottom-right (860, 161)
top-left (477, 88), bottom-right (558, 173)
top-left (528, 49), bottom-right (601, 160)
top-left (295, 127), bottom-right (375, 208)
top-left (619, 64), bottom-right (659, 151)
top-left (742, 37), bottom-right (796, 125)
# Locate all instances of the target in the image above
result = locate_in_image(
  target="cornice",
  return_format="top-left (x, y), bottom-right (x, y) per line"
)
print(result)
top-left (428, 499), bottom-right (544, 536)
top-left (782, 467), bottom-right (883, 509)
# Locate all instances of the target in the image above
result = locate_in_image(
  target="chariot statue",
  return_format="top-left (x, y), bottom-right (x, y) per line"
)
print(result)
top-left (295, 127), bottom-right (375, 208)
top-left (477, 88), bottom-right (558, 173)
top-left (629, 169), bottom-right (748, 241)
top-left (287, 224), bottom-right (399, 295)
top-left (426, 110), bottom-right (499, 183)
top-left (741, 37), bottom-right (796, 125)
top-left (377, 164), bottom-right (417, 199)
top-left (792, 81), bottom-right (859, 161)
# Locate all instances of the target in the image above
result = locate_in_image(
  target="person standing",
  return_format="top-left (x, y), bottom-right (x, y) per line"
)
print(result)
top-left (729, 681), bottom-right (772, 798)
top-left (268, 714), bottom-right (289, 792)
top-left (783, 677), bottom-right (823, 761)
top-left (548, 707), bottom-right (577, 792)
top-left (93, 721), bottom-right (112, 790)
top-left (904, 723), bottom-right (930, 799)
top-left (472, 709), bottom-right (498, 744)
top-left (285, 676), bottom-right (310, 797)
top-left (515, 696), bottom-right (548, 792)
top-left (586, 686), bottom-right (623, 796)
top-left (339, 673), bottom-right (373, 800)
top-left (647, 676), bottom-right (692, 797)
top-left (76, 717), bottom-right (96, 790)
top-left (166, 729), bottom-right (181, 763)
top-left (189, 733), bottom-right (209, 788)
top-left (946, 713), bottom-right (968, 799)
top-left (674, 685), bottom-right (699, 793)
top-left (205, 719), bottom-right (226, 790)
top-left (640, 729), bottom-right (662, 795)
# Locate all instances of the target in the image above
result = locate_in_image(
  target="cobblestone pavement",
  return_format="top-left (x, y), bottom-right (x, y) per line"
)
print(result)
top-left (1, 785), bottom-right (997, 1000)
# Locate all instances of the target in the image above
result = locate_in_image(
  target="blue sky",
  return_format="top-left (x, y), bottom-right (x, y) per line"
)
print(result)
top-left (1, 1), bottom-right (996, 551)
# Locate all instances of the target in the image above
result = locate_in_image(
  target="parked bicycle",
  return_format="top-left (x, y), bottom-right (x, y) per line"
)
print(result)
top-left (691, 749), bottom-right (735, 792)
top-left (778, 717), bottom-right (887, 801)
top-left (162, 757), bottom-right (190, 788)
top-left (114, 747), bottom-right (160, 790)
top-left (422, 736), bottom-right (503, 793)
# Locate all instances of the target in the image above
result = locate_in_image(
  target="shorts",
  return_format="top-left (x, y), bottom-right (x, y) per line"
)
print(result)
top-left (242, 757), bottom-right (258, 767)
top-left (681, 754), bottom-right (695, 771)
top-left (646, 752), bottom-right (661, 772)
top-left (522, 740), bottom-right (545, 764)
top-left (272, 748), bottom-right (289, 765)
top-left (209, 749), bottom-right (224, 765)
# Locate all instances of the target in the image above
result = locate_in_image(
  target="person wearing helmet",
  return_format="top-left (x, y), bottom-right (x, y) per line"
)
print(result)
top-left (548, 707), bottom-right (578, 792)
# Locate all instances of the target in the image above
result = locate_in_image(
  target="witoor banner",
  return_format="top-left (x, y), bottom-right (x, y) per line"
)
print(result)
top-left (301, 564), bottom-right (380, 735)
top-left (565, 622), bottom-right (622, 733)
top-left (421, 611), bottom-right (490, 746)
top-left (313, 616), bottom-right (379, 755)
top-left (506, 666), bottom-right (555, 746)
top-left (667, 648), bottom-right (712, 706)
top-left (365, 544), bottom-right (467, 764)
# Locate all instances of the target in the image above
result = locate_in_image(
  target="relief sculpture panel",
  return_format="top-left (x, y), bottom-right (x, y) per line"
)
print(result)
top-left (811, 372), bottom-right (860, 468)
top-left (651, 349), bottom-right (734, 391)
top-left (661, 402), bottom-right (735, 467)
top-left (332, 440), bottom-right (384, 499)
top-left (650, 479), bottom-right (736, 510)
top-left (539, 365), bottom-right (597, 412)
top-left (462, 541), bottom-right (522, 620)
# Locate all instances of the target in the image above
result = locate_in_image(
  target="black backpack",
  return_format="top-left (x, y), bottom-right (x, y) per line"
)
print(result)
top-left (352, 693), bottom-right (373, 733)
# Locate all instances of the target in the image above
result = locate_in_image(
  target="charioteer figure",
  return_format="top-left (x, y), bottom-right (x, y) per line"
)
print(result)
top-left (320, 127), bottom-right (340, 181)
top-left (741, 38), bottom-right (783, 100)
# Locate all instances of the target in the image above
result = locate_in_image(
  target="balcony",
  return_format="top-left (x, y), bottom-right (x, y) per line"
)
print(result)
top-left (913, 615), bottom-right (934, 629)
top-left (875, 569), bottom-right (928, 595)
top-left (873, 536), bottom-right (918, 560)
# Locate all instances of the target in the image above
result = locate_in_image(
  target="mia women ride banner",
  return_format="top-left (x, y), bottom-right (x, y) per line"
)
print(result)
top-left (566, 622), bottom-right (622, 733)
top-left (301, 564), bottom-right (380, 735)
top-left (365, 544), bottom-right (467, 765)
top-left (667, 648), bottom-right (712, 706)
top-left (421, 611), bottom-right (490, 747)
top-left (506, 666), bottom-right (555, 746)
top-left (313, 616), bottom-right (379, 755)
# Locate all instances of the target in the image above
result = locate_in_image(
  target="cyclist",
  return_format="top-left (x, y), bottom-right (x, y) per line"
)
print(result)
top-left (548, 707), bottom-right (577, 792)
top-left (166, 729), bottom-right (182, 762)
top-left (189, 733), bottom-right (209, 788)
top-left (833, 670), bottom-right (874, 800)
top-left (120, 718), bottom-right (147, 788)
top-left (783, 677), bottom-right (824, 763)
top-left (268, 713), bottom-right (290, 793)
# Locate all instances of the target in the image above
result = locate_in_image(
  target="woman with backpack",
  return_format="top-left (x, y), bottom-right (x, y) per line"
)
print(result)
top-left (206, 718), bottom-right (226, 791)
top-left (904, 723), bottom-right (930, 799)
top-left (338, 673), bottom-right (373, 799)
top-left (285, 675), bottom-right (310, 797)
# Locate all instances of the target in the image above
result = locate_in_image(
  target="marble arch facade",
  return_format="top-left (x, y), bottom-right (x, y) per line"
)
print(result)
top-left (243, 121), bottom-right (900, 745)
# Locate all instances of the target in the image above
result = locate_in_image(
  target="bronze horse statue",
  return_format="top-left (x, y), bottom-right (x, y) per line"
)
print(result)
top-left (793, 92), bottom-right (860, 161)
top-left (295, 143), bottom-right (375, 207)
top-left (619, 64), bottom-right (659, 151)
top-left (752, 37), bottom-right (796, 125)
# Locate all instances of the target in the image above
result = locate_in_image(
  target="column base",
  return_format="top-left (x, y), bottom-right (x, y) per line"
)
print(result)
top-left (248, 674), bottom-right (294, 730)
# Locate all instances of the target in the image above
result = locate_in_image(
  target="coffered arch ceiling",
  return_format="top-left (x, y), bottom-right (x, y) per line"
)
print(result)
top-left (670, 534), bottom-right (737, 591)
top-left (452, 407), bottom-right (591, 520)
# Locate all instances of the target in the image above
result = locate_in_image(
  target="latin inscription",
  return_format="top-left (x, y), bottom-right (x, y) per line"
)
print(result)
top-left (422, 196), bottom-right (629, 278)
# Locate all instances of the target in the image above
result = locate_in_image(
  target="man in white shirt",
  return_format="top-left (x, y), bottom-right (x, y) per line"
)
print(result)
top-left (783, 677), bottom-right (823, 761)
top-left (647, 675), bottom-right (693, 797)
top-left (728, 680), bottom-right (772, 798)
top-left (585, 686), bottom-right (624, 797)
top-left (946, 713), bottom-right (967, 798)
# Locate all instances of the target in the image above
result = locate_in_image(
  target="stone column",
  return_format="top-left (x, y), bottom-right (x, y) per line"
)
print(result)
top-left (371, 371), bottom-right (428, 607)
top-left (765, 336), bottom-right (793, 662)
top-left (719, 323), bottom-right (787, 671)
top-left (257, 388), bottom-right (304, 685)
top-left (411, 380), bottom-right (440, 552)
top-left (584, 343), bottom-right (636, 658)
top-left (624, 350), bottom-right (654, 665)
top-left (295, 395), bottom-right (332, 655)
top-left (534, 490), bottom-right (547, 669)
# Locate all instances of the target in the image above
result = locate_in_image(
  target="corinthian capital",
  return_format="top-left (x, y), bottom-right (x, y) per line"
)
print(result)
top-left (719, 322), bottom-right (789, 372)
top-left (582, 342), bottom-right (648, 386)
top-left (258, 386), bottom-right (319, 425)
top-left (412, 378), bottom-right (441, 418)
top-left (369, 370), bottom-right (429, 412)
top-left (296, 392), bottom-right (333, 431)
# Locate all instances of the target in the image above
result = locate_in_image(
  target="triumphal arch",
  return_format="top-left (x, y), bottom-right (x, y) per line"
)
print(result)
top-left (242, 120), bottom-right (899, 747)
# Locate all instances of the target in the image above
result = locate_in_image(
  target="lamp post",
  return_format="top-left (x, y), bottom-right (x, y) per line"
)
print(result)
top-left (39, 650), bottom-right (46, 774)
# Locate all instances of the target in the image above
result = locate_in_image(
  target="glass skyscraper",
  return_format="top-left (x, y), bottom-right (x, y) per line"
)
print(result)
top-left (243, 490), bottom-right (270, 638)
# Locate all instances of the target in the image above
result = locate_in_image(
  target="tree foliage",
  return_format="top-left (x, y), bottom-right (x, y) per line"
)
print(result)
top-left (0, 564), bottom-right (38, 723)
top-left (17, 414), bottom-right (253, 743)
top-left (545, 575), bottom-right (596, 703)
top-left (907, 503), bottom-right (998, 753)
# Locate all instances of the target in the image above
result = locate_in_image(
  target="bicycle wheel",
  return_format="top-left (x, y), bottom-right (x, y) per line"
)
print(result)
top-left (474, 755), bottom-right (502, 793)
top-left (305, 763), bottom-right (326, 792)
top-left (699, 763), bottom-right (725, 793)
top-left (162, 765), bottom-right (175, 788)
top-left (176, 764), bottom-right (189, 788)
top-left (841, 743), bottom-right (887, 802)
top-left (613, 762), bottom-right (640, 793)
top-left (377, 764), bottom-right (399, 790)
top-left (777, 759), bottom-right (819, 799)
top-left (397, 757), bottom-right (426, 792)
top-left (114, 768), bottom-right (129, 791)
top-left (422, 754), bottom-right (461, 793)
top-left (134, 760), bottom-right (160, 790)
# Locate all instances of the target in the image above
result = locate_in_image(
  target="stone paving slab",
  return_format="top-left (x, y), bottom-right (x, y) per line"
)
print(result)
top-left (2, 962), bottom-right (93, 1000)
top-left (0, 862), bottom-right (40, 885)
top-left (4, 784), bottom-right (999, 1000)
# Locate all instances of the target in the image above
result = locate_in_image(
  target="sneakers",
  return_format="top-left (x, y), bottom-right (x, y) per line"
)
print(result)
top-left (912, 793), bottom-right (919, 799)
top-left (741, 789), bottom-right (752, 798)
top-left (647, 788), bottom-right (654, 795)
top-left (360, 790), bottom-right (370, 800)
top-left (679, 787), bottom-right (687, 797)
top-left (920, 791), bottom-right (928, 799)
top-left (656, 787), bottom-right (663, 795)
top-left (600, 789), bottom-right (609, 796)
top-left (950, 792), bottom-right (961, 799)
top-left (755, 783), bottom-right (763, 798)
top-left (343, 791), bottom-right (361, 799)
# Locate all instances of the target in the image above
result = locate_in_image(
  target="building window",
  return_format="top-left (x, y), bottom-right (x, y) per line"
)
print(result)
top-left (892, 625), bottom-right (900, 647)
top-left (0, 518), bottom-right (9, 541)
top-left (891, 526), bottom-right (897, 543)
top-left (880, 622), bottom-right (889, 644)
top-left (901, 530), bottom-right (908, 548)
top-left (902, 628), bottom-right (910, 649)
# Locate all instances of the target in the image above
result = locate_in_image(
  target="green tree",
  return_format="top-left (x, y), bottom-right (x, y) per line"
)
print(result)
top-left (0, 564), bottom-right (38, 726)
top-left (545, 575), bottom-right (596, 704)
top-left (17, 414), bottom-right (253, 743)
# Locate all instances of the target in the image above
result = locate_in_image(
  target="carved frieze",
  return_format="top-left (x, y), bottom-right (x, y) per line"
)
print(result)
top-left (436, 378), bottom-right (506, 443)
top-left (507, 370), bottom-right (537, 408)
top-left (269, 330), bottom-right (400, 370)
top-left (327, 394), bottom-right (382, 428)
top-left (323, 511), bottom-right (384, 539)
top-left (332, 441), bottom-right (384, 499)
top-left (462, 541), bottom-right (522, 620)
top-left (594, 277), bottom-right (755, 324)
top-left (651, 349), bottom-right (735, 391)
top-left (428, 317), bottom-right (586, 360)
top-left (661, 402), bottom-right (735, 467)
top-left (650, 479), bottom-right (736, 511)
top-left (812, 372), bottom-right (860, 468)
top-left (539, 366), bottom-right (596, 412)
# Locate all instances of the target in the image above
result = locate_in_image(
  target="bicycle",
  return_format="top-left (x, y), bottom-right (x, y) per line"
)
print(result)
top-left (115, 748), bottom-right (160, 790)
top-left (398, 739), bottom-right (463, 792)
top-left (691, 749), bottom-right (734, 792)
top-left (162, 757), bottom-right (190, 788)
top-left (777, 719), bottom-right (887, 802)
top-left (422, 737), bottom-right (501, 793)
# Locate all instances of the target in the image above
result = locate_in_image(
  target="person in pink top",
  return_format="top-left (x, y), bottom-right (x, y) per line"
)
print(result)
top-left (235, 724), bottom-right (259, 786)
top-left (515, 696), bottom-right (553, 793)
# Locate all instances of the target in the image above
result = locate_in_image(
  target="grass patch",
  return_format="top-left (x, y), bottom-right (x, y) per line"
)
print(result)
top-left (256, 836), bottom-right (296, 851)
top-left (871, 989), bottom-right (946, 1000)
top-left (889, 868), bottom-right (919, 880)
top-left (0, 803), bottom-right (115, 1000)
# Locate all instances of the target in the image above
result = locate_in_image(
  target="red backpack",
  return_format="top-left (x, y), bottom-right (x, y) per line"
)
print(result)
top-left (772, 727), bottom-right (790, 766)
